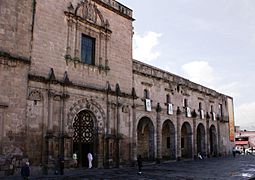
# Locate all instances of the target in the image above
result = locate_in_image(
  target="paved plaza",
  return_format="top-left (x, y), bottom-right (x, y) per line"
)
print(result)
top-left (1, 154), bottom-right (255, 179)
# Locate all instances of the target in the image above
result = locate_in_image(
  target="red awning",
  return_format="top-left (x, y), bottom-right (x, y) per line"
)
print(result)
top-left (235, 141), bottom-right (249, 145)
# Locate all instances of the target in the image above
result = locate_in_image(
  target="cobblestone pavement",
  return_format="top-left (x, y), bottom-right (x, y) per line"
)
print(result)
top-left (1, 154), bottom-right (255, 180)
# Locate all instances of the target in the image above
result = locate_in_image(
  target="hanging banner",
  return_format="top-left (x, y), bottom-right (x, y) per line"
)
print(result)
top-left (227, 97), bottom-right (235, 141)
top-left (186, 107), bottom-right (191, 117)
top-left (212, 112), bottom-right (216, 121)
top-left (200, 109), bottom-right (205, 119)
top-left (145, 99), bottom-right (151, 112)
top-left (167, 103), bottom-right (173, 115)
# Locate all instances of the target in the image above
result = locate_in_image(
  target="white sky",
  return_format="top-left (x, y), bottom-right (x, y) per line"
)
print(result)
top-left (121, 0), bottom-right (255, 130)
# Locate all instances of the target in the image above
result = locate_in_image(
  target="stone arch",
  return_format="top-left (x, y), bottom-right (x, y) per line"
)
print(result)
top-left (181, 122), bottom-right (192, 158)
top-left (67, 98), bottom-right (106, 134)
top-left (137, 116), bottom-right (155, 160)
top-left (161, 119), bottom-right (176, 160)
top-left (196, 123), bottom-right (206, 156)
top-left (209, 125), bottom-right (217, 156)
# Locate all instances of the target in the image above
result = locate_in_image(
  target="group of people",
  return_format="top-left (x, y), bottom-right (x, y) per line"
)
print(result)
top-left (19, 153), bottom-right (144, 178)
top-left (72, 152), bottom-right (93, 169)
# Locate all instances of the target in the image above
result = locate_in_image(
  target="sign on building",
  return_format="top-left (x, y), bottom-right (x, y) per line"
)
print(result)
top-left (145, 99), bottom-right (151, 112)
top-left (167, 103), bottom-right (173, 115)
top-left (186, 107), bottom-right (191, 117)
top-left (227, 97), bottom-right (235, 141)
top-left (200, 109), bottom-right (205, 119)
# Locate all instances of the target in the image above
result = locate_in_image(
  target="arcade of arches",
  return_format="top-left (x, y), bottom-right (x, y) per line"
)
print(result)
top-left (136, 117), bottom-right (218, 162)
top-left (68, 109), bottom-right (219, 168)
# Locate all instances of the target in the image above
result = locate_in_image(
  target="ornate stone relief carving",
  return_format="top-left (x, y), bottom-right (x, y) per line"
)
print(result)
top-left (28, 90), bottom-right (43, 101)
top-left (67, 98), bottom-right (106, 133)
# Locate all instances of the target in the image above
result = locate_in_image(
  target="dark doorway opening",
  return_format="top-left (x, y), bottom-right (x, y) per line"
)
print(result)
top-left (73, 143), bottom-right (93, 167)
top-left (73, 110), bottom-right (96, 167)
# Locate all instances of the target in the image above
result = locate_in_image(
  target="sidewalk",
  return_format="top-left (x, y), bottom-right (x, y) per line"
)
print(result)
top-left (1, 155), bottom-right (255, 179)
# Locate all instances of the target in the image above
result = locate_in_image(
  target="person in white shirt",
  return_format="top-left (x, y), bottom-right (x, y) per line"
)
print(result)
top-left (73, 152), bottom-right (78, 167)
top-left (87, 153), bottom-right (93, 168)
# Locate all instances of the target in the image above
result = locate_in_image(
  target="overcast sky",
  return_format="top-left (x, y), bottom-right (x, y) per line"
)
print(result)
top-left (121, 0), bottom-right (255, 130)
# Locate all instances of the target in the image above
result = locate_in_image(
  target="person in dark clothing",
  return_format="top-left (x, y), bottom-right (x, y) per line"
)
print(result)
top-left (232, 147), bottom-right (236, 158)
top-left (58, 155), bottom-right (64, 175)
top-left (137, 155), bottom-right (143, 175)
top-left (54, 156), bottom-right (59, 175)
top-left (20, 161), bottom-right (30, 180)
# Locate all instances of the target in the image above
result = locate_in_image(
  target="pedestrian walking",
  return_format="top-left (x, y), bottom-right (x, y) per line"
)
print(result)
top-left (232, 147), bottom-right (236, 158)
top-left (198, 152), bottom-right (203, 160)
top-left (87, 153), bottom-right (93, 168)
top-left (20, 161), bottom-right (30, 180)
top-left (137, 155), bottom-right (143, 175)
top-left (58, 155), bottom-right (64, 175)
top-left (73, 152), bottom-right (78, 168)
top-left (54, 156), bottom-right (59, 175)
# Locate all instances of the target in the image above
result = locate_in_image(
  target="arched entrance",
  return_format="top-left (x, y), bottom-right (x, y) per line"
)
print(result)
top-left (197, 123), bottom-right (206, 156)
top-left (137, 117), bottom-right (155, 160)
top-left (181, 122), bottom-right (192, 158)
top-left (73, 110), bottom-right (98, 167)
top-left (162, 120), bottom-right (176, 160)
top-left (209, 125), bottom-right (217, 156)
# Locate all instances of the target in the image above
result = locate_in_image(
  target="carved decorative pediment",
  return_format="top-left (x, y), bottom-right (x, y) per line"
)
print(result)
top-left (74, 0), bottom-right (107, 28)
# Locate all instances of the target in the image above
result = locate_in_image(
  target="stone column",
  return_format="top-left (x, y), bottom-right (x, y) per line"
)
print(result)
top-left (176, 107), bottom-right (182, 160)
top-left (0, 105), bottom-right (7, 154)
top-left (193, 117), bottom-right (197, 158)
top-left (60, 91), bottom-right (69, 158)
top-left (131, 88), bottom-right (138, 166)
top-left (156, 103), bottom-right (162, 163)
top-left (131, 103), bottom-right (137, 165)
top-left (97, 133), bottom-right (104, 168)
top-left (104, 83), bottom-right (111, 168)
top-left (47, 90), bottom-right (54, 131)
top-left (206, 118), bottom-right (210, 157)
top-left (115, 83), bottom-right (121, 168)
top-left (217, 119), bottom-right (221, 156)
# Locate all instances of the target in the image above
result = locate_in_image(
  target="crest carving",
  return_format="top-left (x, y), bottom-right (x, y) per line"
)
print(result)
top-left (75, 0), bottom-right (106, 26)
top-left (28, 90), bottom-right (43, 101)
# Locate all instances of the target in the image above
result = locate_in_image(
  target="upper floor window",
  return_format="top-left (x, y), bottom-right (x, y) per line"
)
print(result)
top-left (199, 102), bottom-right (202, 110)
top-left (183, 99), bottom-right (188, 107)
top-left (144, 89), bottom-right (150, 99)
top-left (166, 94), bottom-right (171, 103)
top-left (81, 34), bottom-right (95, 65)
top-left (211, 105), bottom-right (214, 113)
top-left (218, 104), bottom-right (223, 117)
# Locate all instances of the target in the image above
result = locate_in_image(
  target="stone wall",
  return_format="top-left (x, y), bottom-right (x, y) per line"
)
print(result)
top-left (30, 0), bottom-right (133, 94)
top-left (0, 0), bottom-right (33, 59)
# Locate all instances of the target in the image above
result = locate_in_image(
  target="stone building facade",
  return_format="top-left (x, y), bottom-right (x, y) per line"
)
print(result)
top-left (0, 0), bottom-right (234, 171)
